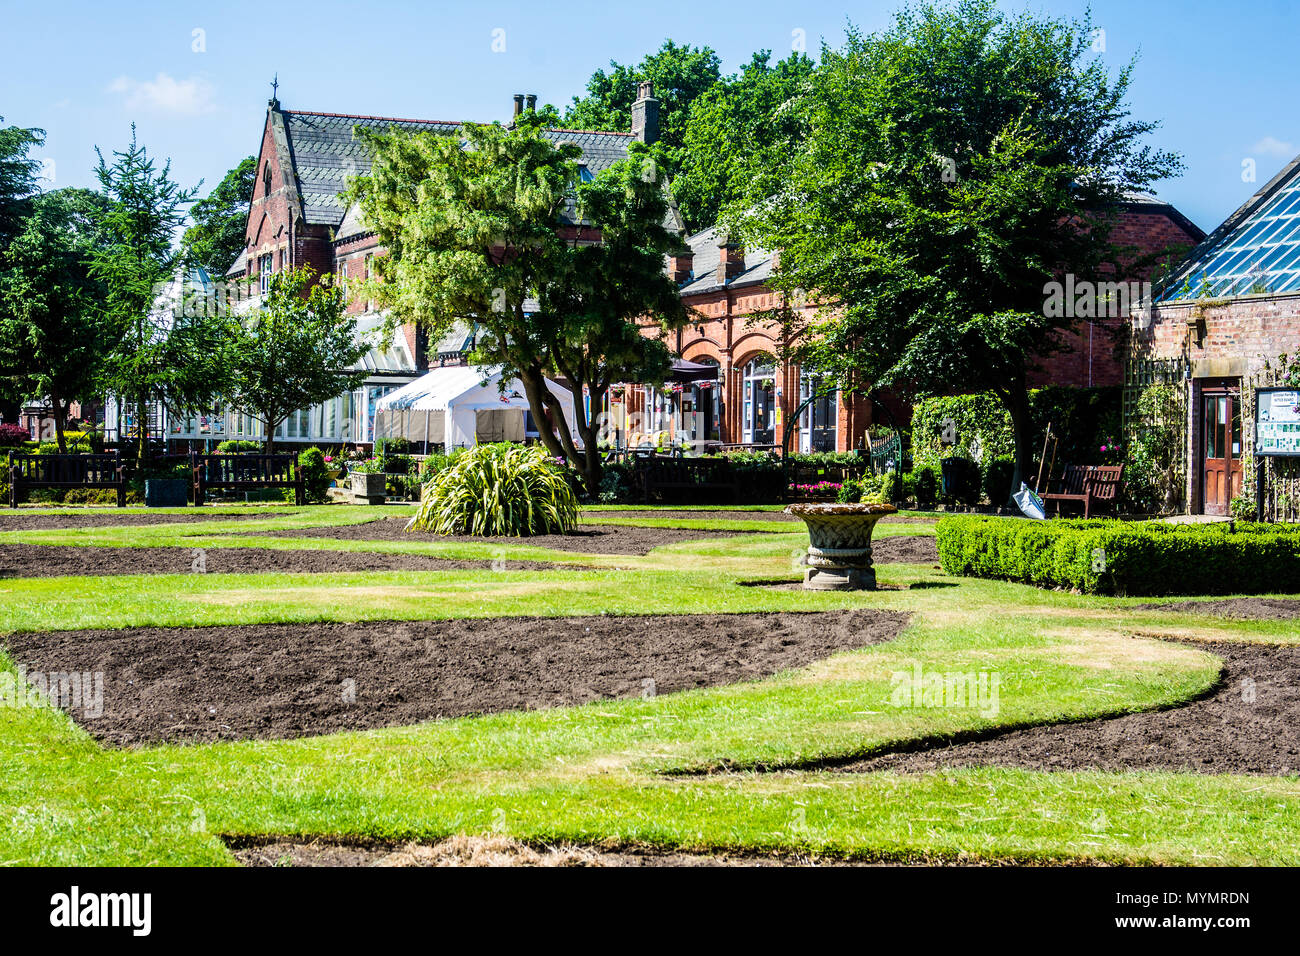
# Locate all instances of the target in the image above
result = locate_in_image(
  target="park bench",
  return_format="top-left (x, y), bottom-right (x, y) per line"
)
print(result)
top-left (8, 453), bottom-right (126, 508)
top-left (191, 452), bottom-right (304, 506)
top-left (1041, 464), bottom-right (1124, 518)
top-left (634, 455), bottom-right (737, 503)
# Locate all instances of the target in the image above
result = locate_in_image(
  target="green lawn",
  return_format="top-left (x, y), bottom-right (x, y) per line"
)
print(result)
top-left (2, 504), bottom-right (1297, 865)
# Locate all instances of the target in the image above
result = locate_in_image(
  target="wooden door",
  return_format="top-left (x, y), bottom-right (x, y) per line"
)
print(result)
top-left (1202, 386), bottom-right (1243, 515)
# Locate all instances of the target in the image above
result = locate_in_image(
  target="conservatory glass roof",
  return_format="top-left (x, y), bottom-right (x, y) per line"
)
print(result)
top-left (1159, 159), bottom-right (1300, 300)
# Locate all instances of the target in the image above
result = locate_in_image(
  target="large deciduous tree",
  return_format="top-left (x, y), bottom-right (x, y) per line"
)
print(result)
top-left (180, 155), bottom-right (256, 279)
top-left (735, 0), bottom-right (1182, 482)
top-left (346, 113), bottom-right (688, 489)
top-left (564, 40), bottom-right (721, 182)
top-left (675, 50), bottom-right (815, 232)
top-left (226, 265), bottom-right (371, 453)
top-left (0, 188), bottom-right (113, 451)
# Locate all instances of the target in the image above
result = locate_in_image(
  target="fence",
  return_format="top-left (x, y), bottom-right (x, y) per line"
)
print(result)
top-left (8, 453), bottom-right (126, 508)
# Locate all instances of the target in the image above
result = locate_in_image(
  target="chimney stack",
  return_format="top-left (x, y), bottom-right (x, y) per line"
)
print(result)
top-left (631, 81), bottom-right (660, 145)
top-left (512, 93), bottom-right (524, 118)
top-left (717, 240), bottom-right (745, 285)
top-left (525, 93), bottom-right (537, 112)
top-left (669, 246), bottom-right (694, 284)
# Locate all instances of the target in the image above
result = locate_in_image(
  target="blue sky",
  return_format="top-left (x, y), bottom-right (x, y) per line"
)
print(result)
top-left (1, 0), bottom-right (1296, 233)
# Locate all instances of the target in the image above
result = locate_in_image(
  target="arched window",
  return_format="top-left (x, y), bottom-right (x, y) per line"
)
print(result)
top-left (742, 354), bottom-right (776, 445)
top-left (263, 162), bottom-right (272, 196)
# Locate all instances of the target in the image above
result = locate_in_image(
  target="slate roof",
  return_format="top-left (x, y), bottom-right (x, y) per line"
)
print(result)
top-left (672, 225), bottom-right (776, 296)
top-left (280, 110), bottom-right (636, 233)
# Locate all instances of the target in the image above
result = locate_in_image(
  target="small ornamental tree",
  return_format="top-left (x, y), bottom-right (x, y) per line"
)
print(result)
top-left (347, 114), bottom-right (688, 490)
top-left (226, 265), bottom-right (371, 453)
top-left (180, 156), bottom-right (256, 278)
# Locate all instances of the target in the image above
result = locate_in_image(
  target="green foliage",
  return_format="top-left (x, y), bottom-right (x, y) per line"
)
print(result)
top-left (563, 40), bottom-right (722, 183)
top-left (0, 188), bottom-right (113, 451)
top-left (298, 446), bottom-right (330, 504)
top-left (215, 439), bottom-right (261, 454)
top-left (915, 466), bottom-right (939, 507)
top-left (408, 443), bottom-right (578, 536)
top-left (89, 127), bottom-right (221, 459)
top-left (418, 448), bottom-right (465, 482)
top-left (937, 515), bottom-right (1300, 596)
top-left (737, 0), bottom-right (1183, 476)
top-left (179, 156), bottom-right (256, 278)
top-left (597, 460), bottom-right (635, 504)
top-left (676, 51), bottom-right (815, 231)
top-left (1124, 385), bottom-right (1185, 514)
top-left (913, 393), bottom-right (1014, 463)
top-left (348, 117), bottom-right (686, 489)
top-left (225, 265), bottom-right (370, 452)
top-left (0, 116), bottom-right (44, 248)
top-left (1230, 494), bottom-right (1257, 522)
top-left (836, 478), bottom-right (863, 504)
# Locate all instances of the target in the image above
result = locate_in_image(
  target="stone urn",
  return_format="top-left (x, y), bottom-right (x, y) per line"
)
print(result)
top-left (784, 502), bottom-right (898, 591)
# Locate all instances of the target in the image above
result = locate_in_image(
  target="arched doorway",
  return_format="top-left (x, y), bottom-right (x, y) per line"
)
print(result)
top-left (685, 357), bottom-right (720, 444)
top-left (742, 354), bottom-right (776, 445)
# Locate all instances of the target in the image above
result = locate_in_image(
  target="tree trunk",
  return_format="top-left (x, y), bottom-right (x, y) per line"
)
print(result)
top-left (263, 415), bottom-right (276, 455)
top-left (518, 369), bottom-right (568, 462)
top-left (1003, 377), bottom-right (1034, 497)
top-left (136, 394), bottom-right (148, 462)
top-left (51, 394), bottom-right (67, 454)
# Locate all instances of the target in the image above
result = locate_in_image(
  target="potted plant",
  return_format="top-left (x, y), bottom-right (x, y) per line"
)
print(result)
top-left (348, 458), bottom-right (386, 504)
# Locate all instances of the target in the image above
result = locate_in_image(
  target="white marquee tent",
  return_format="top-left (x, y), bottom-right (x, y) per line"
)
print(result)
top-left (372, 365), bottom-right (579, 449)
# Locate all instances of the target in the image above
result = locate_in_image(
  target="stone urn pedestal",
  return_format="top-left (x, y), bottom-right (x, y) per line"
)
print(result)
top-left (784, 502), bottom-right (898, 591)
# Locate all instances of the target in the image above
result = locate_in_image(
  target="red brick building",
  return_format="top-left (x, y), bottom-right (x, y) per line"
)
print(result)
top-left (623, 195), bottom-right (1203, 455)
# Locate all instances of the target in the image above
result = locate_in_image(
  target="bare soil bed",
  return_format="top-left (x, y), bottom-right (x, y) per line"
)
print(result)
top-left (0, 511), bottom-right (289, 531)
top-left (842, 639), bottom-right (1300, 776)
top-left (229, 834), bottom-right (880, 867)
top-left (1136, 597), bottom-right (1300, 620)
top-left (872, 535), bottom-right (939, 565)
top-left (253, 517), bottom-right (750, 554)
top-left (589, 510), bottom-right (936, 526)
top-left (4, 608), bottom-right (908, 746)
top-left (0, 543), bottom-right (577, 578)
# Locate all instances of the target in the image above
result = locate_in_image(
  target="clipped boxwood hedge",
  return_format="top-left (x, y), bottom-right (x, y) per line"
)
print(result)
top-left (936, 515), bottom-right (1300, 596)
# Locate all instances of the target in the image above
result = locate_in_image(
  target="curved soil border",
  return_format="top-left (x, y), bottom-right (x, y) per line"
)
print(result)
top-left (836, 639), bottom-right (1300, 776)
top-left (3, 609), bottom-right (910, 746)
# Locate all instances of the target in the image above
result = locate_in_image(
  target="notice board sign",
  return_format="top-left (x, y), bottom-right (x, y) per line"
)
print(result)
top-left (1255, 386), bottom-right (1300, 456)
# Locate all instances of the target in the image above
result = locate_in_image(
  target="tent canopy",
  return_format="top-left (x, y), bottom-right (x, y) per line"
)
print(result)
top-left (373, 365), bottom-right (577, 449)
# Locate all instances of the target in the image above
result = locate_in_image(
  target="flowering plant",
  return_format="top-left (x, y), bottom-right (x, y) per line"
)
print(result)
top-left (789, 480), bottom-right (842, 498)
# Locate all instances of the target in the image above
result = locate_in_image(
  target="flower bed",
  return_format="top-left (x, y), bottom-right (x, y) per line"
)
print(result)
top-left (936, 515), bottom-right (1300, 596)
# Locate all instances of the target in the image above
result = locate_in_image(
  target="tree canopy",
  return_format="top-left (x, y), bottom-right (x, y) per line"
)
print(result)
top-left (0, 188), bottom-right (112, 450)
top-left (225, 265), bottom-right (371, 452)
top-left (347, 113), bottom-right (688, 487)
top-left (181, 155), bottom-right (256, 279)
top-left (735, 0), bottom-right (1183, 480)
top-left (0, 116), bottom-right (45, 249)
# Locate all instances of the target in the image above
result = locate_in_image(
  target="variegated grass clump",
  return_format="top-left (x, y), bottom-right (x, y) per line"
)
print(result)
top-left (407, 442), bottom-right (578, 536)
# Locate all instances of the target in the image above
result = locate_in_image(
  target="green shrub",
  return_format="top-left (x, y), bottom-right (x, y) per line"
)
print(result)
top-left (597, 460), bottom-right (635, 504)
top-left (836, 478), bottom-right (863, 503)
top-left (936, 515), bottom-right (1300, 596)
top-left (408, 442), bottom-right (578, 536)
top-left (418, 449), bottom-right (465, 482)
top-left (1230, 493), bottom-right (1257, 522)
top-left (298, 447), bottom-right (330, 503)
top-left (216, 439), bottom-right (261, 454)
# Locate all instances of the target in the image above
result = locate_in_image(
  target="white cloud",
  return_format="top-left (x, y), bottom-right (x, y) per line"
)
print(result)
top-left (107, 72), bottom-right (216, 116)
top-left (1250, 135), bottom-right (1296, 158)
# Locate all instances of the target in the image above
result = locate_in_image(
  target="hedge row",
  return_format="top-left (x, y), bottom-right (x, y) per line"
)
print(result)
top-left (936, 515), bottom-right (1300, 596)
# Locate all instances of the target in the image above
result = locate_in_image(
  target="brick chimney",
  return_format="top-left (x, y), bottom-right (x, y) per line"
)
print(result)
top-left (631, 81), bottom-right (660, 144)
top-left (525, 93), bottom-right (537, 112)
top-left (512, 93), bottom-right (524, 118)
top-left (717, 240), bottom-right (745, 284)
top-left (669, 246), bottom-right (694, 284)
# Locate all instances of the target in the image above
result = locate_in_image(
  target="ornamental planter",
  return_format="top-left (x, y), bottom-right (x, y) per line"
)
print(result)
top-left (784, 502), bottom-right (898, 591)
top-left (350, 472), bottom-right (387, 505)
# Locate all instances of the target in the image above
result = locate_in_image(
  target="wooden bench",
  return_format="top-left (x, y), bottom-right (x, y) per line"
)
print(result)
top-left (634, 455), bottom-right (737, 503)
top-left (8, 453), bottom-right (126, 507)
top-left (192, 452), bottom-right (304, 506)
top-left (1041, 464), bottom-right (1124, 518)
